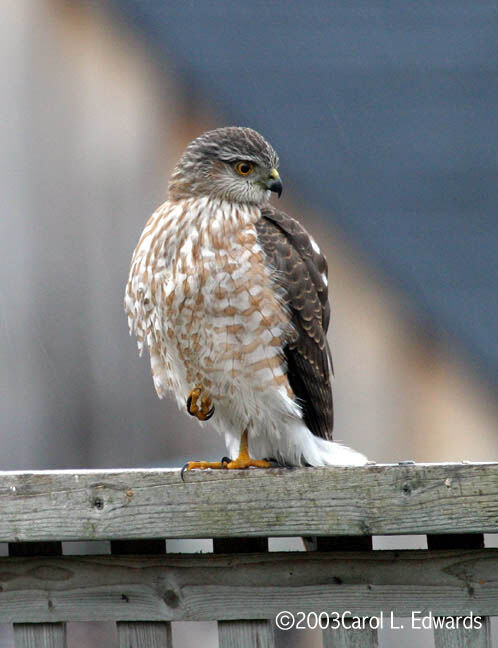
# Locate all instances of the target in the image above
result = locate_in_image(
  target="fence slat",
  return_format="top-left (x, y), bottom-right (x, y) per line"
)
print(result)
top-left (218, 620), bottom-right (274, 648)
top-left (112, 540), bottom-right (172, 648)
top-left (315, 536), bottom-right (378, 648)
top-left (215, 538), bottom-right (274, 648)
top-left (117, 622), bottom-right (172, 648)
top-left (428, 534), bottom-right (491, 648)
top-left (9, 542), bottom-right (67, 648)
top-left (13, 624), bottom-right (67, 648)
top-left (322, 625), bottom-right (378, 648)
top-left (433, 617), bottom-right (491, 648)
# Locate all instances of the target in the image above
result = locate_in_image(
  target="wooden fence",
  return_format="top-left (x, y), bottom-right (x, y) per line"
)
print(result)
top-left (1, 462), bottom-right (497, 647)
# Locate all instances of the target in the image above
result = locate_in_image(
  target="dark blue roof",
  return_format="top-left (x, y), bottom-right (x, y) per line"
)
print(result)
top-left (108, 0), bottom-right (498, 388)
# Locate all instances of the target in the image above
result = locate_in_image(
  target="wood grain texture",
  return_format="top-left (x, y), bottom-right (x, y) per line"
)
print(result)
top-left (215, 537), bottom-right (274, 648)
top-left (13, 624), bottom-right (67, 648)
top-left (0, 549), bottom-right (497, 622)
top-left (1, 463), bottom-right (498, 541)
top-left (113, 539), bottom-right (171, 648)
top-left (218, 620), bottom-right (275, 648)
top-left (433, 617), bottom-right (491, 648)
top-left (116, 622), bottom-right (172, 648)
top-left (10, 542), bottom-right (67, 648)
top-left (323, 625), bottom-right (378, 648)
top-left (314, 533), bottom-right (378, 646)
top-left (429, 533), bottom-right (491, 648)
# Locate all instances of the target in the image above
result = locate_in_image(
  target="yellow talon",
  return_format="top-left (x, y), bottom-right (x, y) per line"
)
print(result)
top-left (180, 460), bottom-right (225, 481)
top-left (185, 460), bottom-right (225, 471)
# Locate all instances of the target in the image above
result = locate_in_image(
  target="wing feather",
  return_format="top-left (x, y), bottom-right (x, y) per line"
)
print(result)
top-left (256, 206), bottom-right (334, 440)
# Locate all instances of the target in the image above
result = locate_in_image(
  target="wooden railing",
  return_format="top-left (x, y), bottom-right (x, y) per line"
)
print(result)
top-left (1, 462), bottom-right (497, 647)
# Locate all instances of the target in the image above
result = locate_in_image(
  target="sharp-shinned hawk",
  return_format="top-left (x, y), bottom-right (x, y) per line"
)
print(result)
top-left (125, 127), bottom-right (366, 473)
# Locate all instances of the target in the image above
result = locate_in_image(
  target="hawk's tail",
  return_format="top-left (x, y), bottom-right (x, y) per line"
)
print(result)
top-left (270, 420), bottom-right (368, 467)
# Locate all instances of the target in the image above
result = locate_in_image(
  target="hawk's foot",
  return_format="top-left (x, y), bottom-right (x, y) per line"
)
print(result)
top-left (223, 429), bottom-right (271, 469)
top-left (180, 460), bottom-right (225, 481)
top-left (180, 430), bottom-right (271, 481)
top-left (186, 386), bottom-right (214, 421)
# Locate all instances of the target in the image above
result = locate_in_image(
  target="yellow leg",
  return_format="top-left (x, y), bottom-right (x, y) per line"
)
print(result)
top-left (225, 430), bottom-right (271, 469)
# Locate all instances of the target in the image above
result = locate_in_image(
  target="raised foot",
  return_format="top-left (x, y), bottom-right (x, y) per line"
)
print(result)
top-left (186, 386), bottom-right (214, 421)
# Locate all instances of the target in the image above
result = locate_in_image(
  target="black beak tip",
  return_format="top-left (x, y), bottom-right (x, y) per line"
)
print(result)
top-left (268, 178), bottom-right (283, 198)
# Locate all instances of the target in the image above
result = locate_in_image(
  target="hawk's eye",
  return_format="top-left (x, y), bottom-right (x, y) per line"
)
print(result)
top-left (235, 161), bottom-right (254, 176)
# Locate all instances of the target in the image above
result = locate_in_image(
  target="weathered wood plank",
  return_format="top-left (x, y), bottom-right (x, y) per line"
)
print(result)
top-left (13, 624), bottom-right (67, 648)
top-left (428, 534), bottom-right (491, 647)
top-left (10, 542), bottom-right (67, 648)
top-left (433, 617), bottom-right (491, 647)
top-left (113, 540), bottom-right (172, 648)
top-left (323, 625), bottom-right (378, 648)
top-left (0, 463), bottom-right (497, 541)
top-left (218, 620), bottom-right (274, 648)
top-left (215, 537), bottom-right (274, 648)
top-left (317, 534), bottom-right (378, 646)
top-left (116, 622), bottom-right (172, 648)
top-left (0, 549), bottom-right (497, 622)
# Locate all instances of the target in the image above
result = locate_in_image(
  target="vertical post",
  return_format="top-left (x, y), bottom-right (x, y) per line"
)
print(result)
top-left (427, 534), bottom-right (491, 648)
top-left (310, 536), bottom-right (378, 648)
top-left (214, 538), bottom-right (275, 648)
top-left (323, 626), bottom-right (378, 648)
top-left (116, 622), bottom-right (172, 648)
top-left (8, 542), bottom-right (67, 648)
top-left (111, 539), bottom-right (172, 648)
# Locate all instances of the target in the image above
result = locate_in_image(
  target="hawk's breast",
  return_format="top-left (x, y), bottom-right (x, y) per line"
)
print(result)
top-left (125, 197), bottom-right (294, 410)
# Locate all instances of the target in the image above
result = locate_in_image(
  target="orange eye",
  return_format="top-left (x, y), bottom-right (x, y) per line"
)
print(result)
top-left (235, 161), bottom-right (254, 176)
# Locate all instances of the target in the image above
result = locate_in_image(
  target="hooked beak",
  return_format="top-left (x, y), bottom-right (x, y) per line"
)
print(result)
top-left (267, 168), bottom-right (282, 198)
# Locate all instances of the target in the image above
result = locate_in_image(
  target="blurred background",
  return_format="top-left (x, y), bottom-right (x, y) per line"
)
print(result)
top-left (1, 1), bottom-right (497, 647)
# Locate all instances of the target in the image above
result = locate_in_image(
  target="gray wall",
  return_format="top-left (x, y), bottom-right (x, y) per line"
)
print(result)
top-left (0, 0), bottom-right (225, 470)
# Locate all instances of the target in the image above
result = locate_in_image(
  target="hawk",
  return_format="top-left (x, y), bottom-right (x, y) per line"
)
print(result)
top-left (125, 127), bottom-right (366, 473)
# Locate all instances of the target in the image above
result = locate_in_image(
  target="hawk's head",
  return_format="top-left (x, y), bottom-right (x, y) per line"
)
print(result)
top-left (168, 127), bottom-right (282, 205)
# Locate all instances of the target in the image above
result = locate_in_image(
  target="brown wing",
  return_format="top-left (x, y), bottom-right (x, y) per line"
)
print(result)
top-left (256, 206), bottom-right (334, 440)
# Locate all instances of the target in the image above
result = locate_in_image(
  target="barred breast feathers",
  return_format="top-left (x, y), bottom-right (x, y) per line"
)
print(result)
top-left (124, 197), bottom-right (285, 365)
